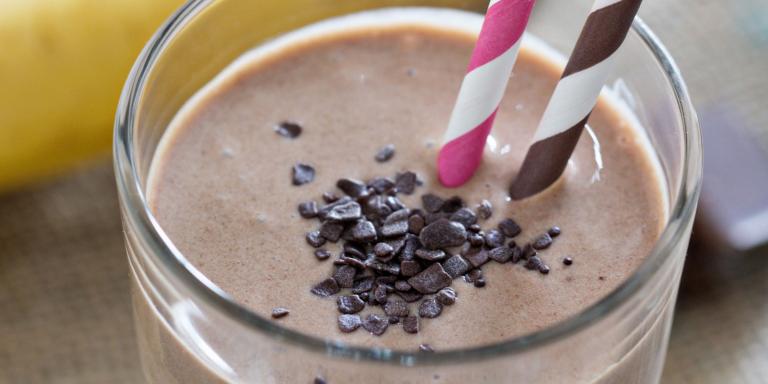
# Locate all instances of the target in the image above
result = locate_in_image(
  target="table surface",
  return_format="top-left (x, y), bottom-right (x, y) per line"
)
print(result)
top-left (2, 0), bottom-right (768, 382)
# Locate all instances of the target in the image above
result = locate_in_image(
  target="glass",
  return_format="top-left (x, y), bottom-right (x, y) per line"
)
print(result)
top-left (114, 0), bottom-right (701, 382)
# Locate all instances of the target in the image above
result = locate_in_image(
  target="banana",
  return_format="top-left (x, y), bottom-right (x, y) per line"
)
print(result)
top-left (0, 0), bottom-right (183, 191)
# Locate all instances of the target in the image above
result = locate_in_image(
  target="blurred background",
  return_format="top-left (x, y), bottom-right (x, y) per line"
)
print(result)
top-left (1, 0), bottom-right (767, 382)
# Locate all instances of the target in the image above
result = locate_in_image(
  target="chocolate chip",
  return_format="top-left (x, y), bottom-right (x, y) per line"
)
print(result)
top-left (418, 298), bottom-right (443, 318)
top-left (314, 376), bottom-right (328, 384)
top-left (395, 280), bottom-right (412, 291)
top-left (563, 256), bottom-right (573, 266)
top-left (306, 231), bottom-right (326, 248)
top-left (359, 292), bottom-right (370, 301)
top-left (468, 233), bottom-right (485, 247)
top-left (379, 209), bottom-right (408, 237)
top-left (343, 243), bottom-right (366, 259)
top-left (323, 192), bottom-right (340, 203)
top-left (337, 178), bottom-right (368, 198)
top-left (298, 201), bottom-right (318, 218)
top-left (436, 288), bottom-right (457, 306)
top-left (465, 268), bottom-right (483, 284)
top-left (352, 276), bottom-right (374, 293)
top-left (525, 255), bottom-right (546, 272)
top-left (383, 237), bottom-right (406, 255)
top-left (474, 279), bottom-right (486, 288)
top-left (381, 220), bottom-right (409, 238)
top-left (510, 246), bottom-right (523, 263)
top-left (477, 200), bottom-right (493, 220)
top-left (336, 255), bottom-right (367, 269)
top-left (442, 255), bottom-right (471, 278)
top-left (368, 261), bottom-right (400, 275)
top-left (415, 248), bottom-right (447, 261)
top-left (394, 171), bottom-right (418, 194)
top-left (403, 316), bottom-right (419, 334)
top-left (532, 233), bottom-right (553, 250)
top-left (539, 264), bottom-right (550, 274)
top-left (362, 314), bottom-right (389, 336)
top-left (351, 220), bottom-right (377, 242)
top-left (274, 121), bottom-right (302, 138)
top-left (383, 300), bottom-right (409, 317)
top-left (372, 242), bottom-right (393, 260)
top-left (468, 224), bottom-right (481, 232)
top-left (395, 290), bottom-right (423, 303)
top-left (389, 316), bottom-right (401, 324)
top-left (407, 263), bottom-right (452, 294)
top-left (337, 295), bottom-right (366, 314)
top-left (271, 307), bottom-right (290, 318)
top-left (311, 278), bottom-right (340, 297)
top-left (488, 246), bottom-right (514, 263)
top-left (292, 163), bottom-right (315, 186)
top-left (400, 235), bottom-right (421, 261)
top-left (419, 344), bottom-right (434, 352)
top-left (421, 194), bottom-right (445, 213)
top-left (326, 201), bottom-right (362, 222)
top-left (332, 265), bottom-right (356, 288)
top-left (548, 226), bottom-right (561, 237)
top-left (386, 196), bottom-right (407, 211)
top-left (464, 248), bottom-right (489, 268)
top-left (498, 218), bottom-right (522, 238)
top-left (449, 208), bottom-right (477, 228)
top-left (408, 215), bottom-right (425, 234)
top-left (319, 221), bottom-right (344, 242)
top-left (375, 144), bottom-right (396, 162)
top-left (400, 260), bottom-right (422, 277)
top-left (362, 198), bottom-right (390, 220)
top-left (484, 229), bottom-right (505, 248)
top-left (384, 208), bottom-right (409, 223)
top-left (317, 196), bottom-right (351, 219)
top-left (368, 177), bottom-right (395, 194)
top-left (441, 196), bottom-right (464, 213)
top-left (314, 249), bottom-right (331, 261)
top-left (374, 285), bottom-right (389, 304)
top-left (420, 219), bottom-right (467, 249)
top-left (338, 314), bottom-right (362, 333)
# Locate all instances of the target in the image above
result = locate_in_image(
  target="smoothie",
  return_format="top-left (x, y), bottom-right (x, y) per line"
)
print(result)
top-left (141, 8), bottom-right (668, 383)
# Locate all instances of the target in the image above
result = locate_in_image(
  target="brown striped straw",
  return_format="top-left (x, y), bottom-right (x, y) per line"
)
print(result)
top-left (509, 0), bottom-right (642, 200)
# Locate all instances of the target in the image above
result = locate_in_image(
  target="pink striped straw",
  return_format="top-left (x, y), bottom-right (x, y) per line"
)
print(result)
top-left (438, 0), bottom-right (537, 188)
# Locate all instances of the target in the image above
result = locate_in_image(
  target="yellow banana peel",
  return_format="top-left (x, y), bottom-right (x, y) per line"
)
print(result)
top-left (0, 0), bottom-right (183, 191)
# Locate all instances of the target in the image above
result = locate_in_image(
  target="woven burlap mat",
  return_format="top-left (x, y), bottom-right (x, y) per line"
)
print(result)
top-left (1, 0), bottom-right (767, 382)
top-left (0, 162), bottom-right (142, 383)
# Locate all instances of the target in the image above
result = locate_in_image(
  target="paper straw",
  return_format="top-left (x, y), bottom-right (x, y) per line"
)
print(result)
top-left (438, 0), bottom-right (536, 188)
top-left (509, 0), bottom-right (642, 199)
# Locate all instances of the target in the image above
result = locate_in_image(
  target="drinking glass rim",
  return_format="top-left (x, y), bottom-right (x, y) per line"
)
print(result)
top-left (114, 0), bottom-right (702, 366)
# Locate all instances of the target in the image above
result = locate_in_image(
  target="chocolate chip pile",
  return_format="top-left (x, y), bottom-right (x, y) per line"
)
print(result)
top-left (296, 171), bottom-right (565, 338)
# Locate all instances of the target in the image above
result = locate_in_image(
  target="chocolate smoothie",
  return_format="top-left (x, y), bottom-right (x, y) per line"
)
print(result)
top-left (140, 8), bottom-right (668, 383)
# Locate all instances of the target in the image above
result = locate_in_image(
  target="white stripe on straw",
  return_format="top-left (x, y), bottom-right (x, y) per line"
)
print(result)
top-left (532, 52), bottom-right (617, 141)
top-left (443, 42), bottom-right (523, 143)
top-left (437, 0), bottom-right (537, 187)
